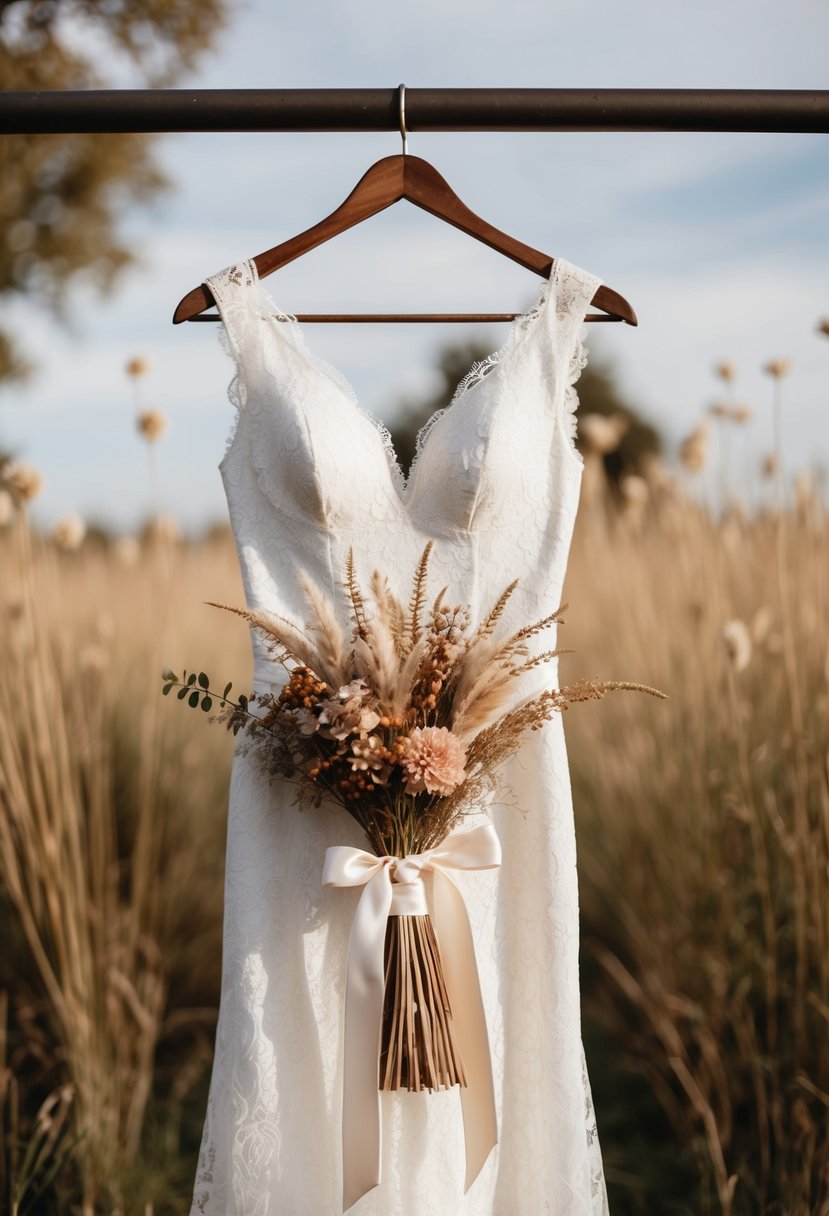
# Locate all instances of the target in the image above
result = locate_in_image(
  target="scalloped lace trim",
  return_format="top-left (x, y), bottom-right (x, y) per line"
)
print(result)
top-left (563, 333), bottom-right (589, 467)
top-left (403, 277), bottom-right (553, 488)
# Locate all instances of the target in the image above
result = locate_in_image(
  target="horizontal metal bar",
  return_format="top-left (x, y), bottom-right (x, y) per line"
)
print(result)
top-left (188, 312), bottom-right (622, 323)
top-left (1, 88), bottom-right (828, 135)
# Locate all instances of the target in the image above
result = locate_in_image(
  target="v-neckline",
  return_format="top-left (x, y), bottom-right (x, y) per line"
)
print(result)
top-left (244, 257), bottom-right (559, 506)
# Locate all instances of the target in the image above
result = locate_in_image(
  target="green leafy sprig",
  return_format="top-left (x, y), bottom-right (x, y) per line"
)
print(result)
top-left (161, 667), bottom-right (248, 717)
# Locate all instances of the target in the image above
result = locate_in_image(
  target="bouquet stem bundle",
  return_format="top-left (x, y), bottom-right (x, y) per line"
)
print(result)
top-left (381, 915), bottom-right (465, 1092)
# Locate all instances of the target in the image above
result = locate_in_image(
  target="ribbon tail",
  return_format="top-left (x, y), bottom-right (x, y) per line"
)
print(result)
top-left (341, 866), bottom-right (393, 1211)
top-left (432, 869), bottom-right (498, 1192)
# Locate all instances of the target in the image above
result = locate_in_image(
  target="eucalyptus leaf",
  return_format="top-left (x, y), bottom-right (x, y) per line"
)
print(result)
top-left (177, 687), bottom-right (189, 700)
top-left (189, 690), bottom-right (200, 708)
top-left (198, 672), bottom-right (209, 689)
top-left (187, 673), bottom-right (197, 686)
top-left (162, 682), bottom-right (173, 696)
top-left (201, 695), bottom-right (213, 712)
top-left (223, 682), bottom-right (232, 699)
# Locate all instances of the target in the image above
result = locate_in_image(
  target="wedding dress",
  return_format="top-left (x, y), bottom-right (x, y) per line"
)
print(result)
top-left (188, 254), bottom-right (610, 1215)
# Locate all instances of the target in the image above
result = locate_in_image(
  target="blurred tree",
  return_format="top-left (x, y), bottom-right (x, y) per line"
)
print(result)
top-left (390, 338), bottom-right (662, 483)
top-left (0, 0), bottom-right (231, 384)
top-left (572, 355), bottom-right (663, 488)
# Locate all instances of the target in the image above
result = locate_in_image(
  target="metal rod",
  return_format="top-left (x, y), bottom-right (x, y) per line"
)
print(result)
top-left (1, 88), bottom-right (828, 135)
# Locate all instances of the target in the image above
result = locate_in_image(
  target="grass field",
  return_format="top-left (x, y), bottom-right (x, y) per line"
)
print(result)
top-left (1, 435), bottom-right (827, 1214)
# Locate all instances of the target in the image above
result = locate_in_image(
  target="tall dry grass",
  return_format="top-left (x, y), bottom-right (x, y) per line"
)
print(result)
top-left (565, 467), bottom-right (829, 1214)
top-left (0, 435), bottom-right (827, 1212)
top-left (0, 514), bottom-right (247, 1214)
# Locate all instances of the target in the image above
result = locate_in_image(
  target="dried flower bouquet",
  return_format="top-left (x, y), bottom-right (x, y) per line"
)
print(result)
top-left (163, 540), bottom-right (665, 1093)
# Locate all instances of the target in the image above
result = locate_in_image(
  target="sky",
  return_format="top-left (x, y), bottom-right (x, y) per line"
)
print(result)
top-left (3, 0), bottom-right (829, 535)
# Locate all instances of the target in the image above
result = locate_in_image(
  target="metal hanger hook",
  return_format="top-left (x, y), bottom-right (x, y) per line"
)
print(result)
top-left (398, 83), bottom-right (408, 155)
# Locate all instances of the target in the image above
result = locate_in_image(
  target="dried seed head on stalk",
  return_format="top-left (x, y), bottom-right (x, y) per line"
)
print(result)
top-left (343, 546), bottom-right (370, 642)
top-left (370, 568), bottom-right (408, 659)
top-left (763, 358), bottom-right (792, 379)
top-left (721, 619), bottom-right (752, 672)
top-left (494, 601), bottom-right (568, 658)
top-left (466, 579), bottom-right (519, 649)
top-left (125, 356), bottom-right (151, 378)
top-left (450, 660), bottom-right (521, 744)
top-left (579, 412), bottom-right (629, 455)
top-left (205, 600), bottom-right (323, 678)
top-left (448, 600), bottom-right (567, 742)
top-left (351, 631), bottom-right (399, 714)
top-left (435, 678), bottom-right (668, 832)
top-left (714, 360), bottom-right (736, 383)
top-left (619, 474), bottom-right (649, 507)
top-left (296, 566), bottom-right (351, 690)
top-left (53, 513), bottom-right (86, 551)
top-left (137, 409), bottom-right (168, 442)
top-left (679, 422), bottom-right (709, 473)
top-left (5, 460), bottom-right (43, 503)
top-left (408, 540), bottom-right (434, 648)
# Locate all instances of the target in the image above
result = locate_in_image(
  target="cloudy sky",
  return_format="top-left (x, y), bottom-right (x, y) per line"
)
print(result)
top-left (3, 0), bottom-right (829, 533)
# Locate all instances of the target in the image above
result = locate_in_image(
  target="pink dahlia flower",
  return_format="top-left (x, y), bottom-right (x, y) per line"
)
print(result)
top-left (400, 726), bottom-right (467, 796)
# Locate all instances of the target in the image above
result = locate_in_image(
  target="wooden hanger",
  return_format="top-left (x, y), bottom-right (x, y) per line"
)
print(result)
top-left (173, 124), bottom-right (636, 327)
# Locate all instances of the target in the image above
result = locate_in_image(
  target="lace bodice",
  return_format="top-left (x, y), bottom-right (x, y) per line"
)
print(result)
top-left (189, 254), bottom-right (610, 1215)
top-left (210, 256), bottom-right (595, 692)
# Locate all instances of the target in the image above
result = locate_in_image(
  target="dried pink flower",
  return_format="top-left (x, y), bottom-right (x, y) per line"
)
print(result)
top-left (400, 725), bottom-right (467, 796)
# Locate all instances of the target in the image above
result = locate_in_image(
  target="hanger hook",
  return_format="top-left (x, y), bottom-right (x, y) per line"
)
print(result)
top-left (398, 83), bottom-right (408, 155)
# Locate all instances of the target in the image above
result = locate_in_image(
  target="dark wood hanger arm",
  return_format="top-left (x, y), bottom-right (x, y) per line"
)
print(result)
top-left (173, 153), bottom-right (637, 325)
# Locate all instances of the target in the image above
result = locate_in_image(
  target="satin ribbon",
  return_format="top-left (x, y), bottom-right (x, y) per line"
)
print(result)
top-left (322, 820), bottom-right (502, 1211)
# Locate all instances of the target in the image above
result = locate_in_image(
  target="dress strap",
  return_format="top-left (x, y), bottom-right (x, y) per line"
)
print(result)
top-left (202, 260), bottom-right (266, 454)
top-left (546, 258), bottom-right (604, 346)
top-left (544, 259), bottom-right (604, 457)
top-left (203, 259), bottom-right (262, 363)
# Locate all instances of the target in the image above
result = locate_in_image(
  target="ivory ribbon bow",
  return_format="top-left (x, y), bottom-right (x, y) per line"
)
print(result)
top-left (322, 819), bottom-right (502, 1211)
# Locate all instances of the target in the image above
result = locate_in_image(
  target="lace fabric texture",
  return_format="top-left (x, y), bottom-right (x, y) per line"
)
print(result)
top-left (190, 255), bottom-right (610, 1215)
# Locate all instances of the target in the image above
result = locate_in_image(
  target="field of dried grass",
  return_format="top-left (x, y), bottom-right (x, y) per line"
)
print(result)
top-left (1, 414), bottom-right (827, 1214)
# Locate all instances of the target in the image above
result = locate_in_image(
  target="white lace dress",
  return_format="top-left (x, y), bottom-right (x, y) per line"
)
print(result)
top-left (188, 255), bottom-right (611, 1216)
